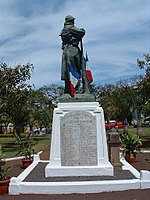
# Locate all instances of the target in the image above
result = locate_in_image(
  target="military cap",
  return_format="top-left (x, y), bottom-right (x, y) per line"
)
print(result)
top-left (65, 15), bottom-right (75, 22)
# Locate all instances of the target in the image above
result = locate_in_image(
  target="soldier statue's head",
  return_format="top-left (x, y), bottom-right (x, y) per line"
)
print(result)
top-left (65, 15), bottom-right (75, 24)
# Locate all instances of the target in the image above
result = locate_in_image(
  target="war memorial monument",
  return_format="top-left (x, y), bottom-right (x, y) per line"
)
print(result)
top-left (45, 15), bottom-right (113, 177)
top-left (9, 16), bottom-right (150, 195)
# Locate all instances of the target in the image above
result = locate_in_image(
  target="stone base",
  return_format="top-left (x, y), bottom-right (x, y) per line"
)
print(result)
top-left (9, 155), bottom-right (149, 195)
top-left (45, 164), bottom-right (113, 177)
top-left (45, 102), bottom-right (113, 177)
top-left (59, 93), bottom-right (95, 102)
top-left (112, 162), bottom-right (123, 170)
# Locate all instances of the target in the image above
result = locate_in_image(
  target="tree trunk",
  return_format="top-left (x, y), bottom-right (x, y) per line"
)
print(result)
top-left (15, 125), bottom-right (24, 136)
top-left (123, 125), bottom-right (128, 134)
top-left (0, 125), bottom-right (3, 134)
top-left (137, 110), bottom-right (142, 135)
top-left (123, 118), bottom-right (128, 134)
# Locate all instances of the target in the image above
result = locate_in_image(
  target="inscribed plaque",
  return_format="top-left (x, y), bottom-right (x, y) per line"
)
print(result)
top-left (60, 111), bottom-right (97, 166)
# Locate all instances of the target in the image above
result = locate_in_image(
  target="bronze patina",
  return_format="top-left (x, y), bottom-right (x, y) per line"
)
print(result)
top-left (60, 15), bottom-right (90, 96)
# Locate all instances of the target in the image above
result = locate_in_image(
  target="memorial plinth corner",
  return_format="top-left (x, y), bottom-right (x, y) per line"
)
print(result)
top-left (45, 99), bottom-right (114, 177)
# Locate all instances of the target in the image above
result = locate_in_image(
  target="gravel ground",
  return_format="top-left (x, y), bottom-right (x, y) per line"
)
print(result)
top-left (24, 162), bottom-right (136, 182)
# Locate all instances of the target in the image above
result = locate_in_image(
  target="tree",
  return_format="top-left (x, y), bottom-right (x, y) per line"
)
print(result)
top-left (136, 54), bottom-right (150, 134)
top-left (137, 54), bottom-right (150, 116)
top-left (93, 83), bottom-right (117, 120)
top-left (112, 80), bottom-right (133, 123)
top-left (93, 77), bottom-right (144, 134)
top-left (137, 53), bottom-right (150, 77)
top-left (0, 62), bottom-right (34, 136)
top-left (28, 89), bottom-right (54, 133)
top-left (38, 84), bottom-right (64, 103)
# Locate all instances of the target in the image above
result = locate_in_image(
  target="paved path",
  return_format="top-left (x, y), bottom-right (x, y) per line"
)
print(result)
top-left (1, 189), bottom-right (150, 200)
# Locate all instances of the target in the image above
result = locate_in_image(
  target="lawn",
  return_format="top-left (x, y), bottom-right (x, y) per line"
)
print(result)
top-left (118, 126), bottom-right (150, 138)
top-left (0, 134), bottom-right (51, 158)
top-left (0, 126), bottom-right (149, 158)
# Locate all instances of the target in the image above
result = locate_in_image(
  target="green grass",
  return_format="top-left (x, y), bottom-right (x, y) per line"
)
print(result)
top-left (129, 127), bottom-right (150, 138)
top-left (0, 126), bottom-right (149, 158)
top-left (0, 137), bottom-right (16, 143)
top-left (138, 128), bottom-right (150, 138)
top-left (0, 134), bottom-right (51, 158)
top-left (33, 135), bottom-right (51, 153)
top-left (118, 127), bottom-right (150, 138)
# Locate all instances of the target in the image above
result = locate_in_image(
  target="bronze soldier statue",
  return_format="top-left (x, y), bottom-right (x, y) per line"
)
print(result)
top-left (60, 15), bottom-right (90, 96)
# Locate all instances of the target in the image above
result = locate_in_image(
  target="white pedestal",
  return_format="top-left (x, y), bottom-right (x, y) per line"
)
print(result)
top-left (45, 102), bottom-right (113, 177)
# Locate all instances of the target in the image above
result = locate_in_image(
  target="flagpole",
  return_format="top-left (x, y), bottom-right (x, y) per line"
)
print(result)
top-left (80, 39), bottom-right (90, 94)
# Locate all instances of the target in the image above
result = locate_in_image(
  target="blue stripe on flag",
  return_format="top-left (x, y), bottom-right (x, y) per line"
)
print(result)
top-left (68, 65), bottom-right (80, 79)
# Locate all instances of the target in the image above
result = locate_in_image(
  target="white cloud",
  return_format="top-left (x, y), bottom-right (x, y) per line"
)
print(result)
top-left (0, 0), bottom-right (149, 88)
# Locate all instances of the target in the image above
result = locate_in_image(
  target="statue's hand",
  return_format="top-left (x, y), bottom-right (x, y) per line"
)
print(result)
top-left (80, 28), bottom-right (85, 32)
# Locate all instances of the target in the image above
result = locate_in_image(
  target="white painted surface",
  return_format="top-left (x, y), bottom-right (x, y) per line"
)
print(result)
top-left (5, 151), bottom-right (42, 161)
top-left (9, 158), bottom-right (150, 195)
top-left (140, 170), bottom-right (150, 180)
top-left (45, 165), bottom-right (113, 177)
top-left (45, 102), bottom-right (113, 177)
top-left (9, 154), bottom-right (40, 194)
top-left (8, 116), bottom-right (150, 195)
top-left (120, 156), bottom-right (140, 178)
top-left (140, 170), bottom-right (150, 189)
top-left (15, 179), bottom-right (140, 195)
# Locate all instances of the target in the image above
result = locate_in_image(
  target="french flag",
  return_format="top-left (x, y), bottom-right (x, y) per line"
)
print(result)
top-left (85, 52), bottom-right (93, 83)
top-left (68, 64), bottom-right (81, 96)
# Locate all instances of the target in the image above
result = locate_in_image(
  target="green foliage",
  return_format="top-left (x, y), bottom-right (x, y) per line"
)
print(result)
top-left (93, 84), bottom-right (117, 119)
top-left (136, 53), bottom-right (150, 117)
top-left (142, 102), bottom-right (150, 116)
top-left (93, 72), bottom-right (150, 130)
top-left (28, 85), bottom-right (62, 130)
top-left (0, 133), bottom-right (27, 138)
top-left (0, 134), bottom-right (51, 158)
top-left (39, 84), bottom-right (64, 102)
top-left (94, 80), bottom-right (134, 121)
top-left (0, 134), bottom-right (14, 138)
top-left (137, 53), bottom-right (150, 77)
top-left (13, 133), bottom-right (38, 159)
top-left (0, 62), bottom-right (34, 136)
top-left (0, 58), bottom-right (149, 138)
top-left (0, 145), bottom-right (10, 181)
top-left (120, 132), bottom-right (142, 155)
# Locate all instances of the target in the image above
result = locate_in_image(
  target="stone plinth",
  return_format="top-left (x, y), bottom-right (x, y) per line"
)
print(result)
top-left (108, 132), bottom-right (122, 170)
top-left (45, 102), bottom-right (113, 177)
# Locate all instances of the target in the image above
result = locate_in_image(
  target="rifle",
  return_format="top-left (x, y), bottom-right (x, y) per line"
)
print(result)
top-left (80, 39), bottom-right (90, 94)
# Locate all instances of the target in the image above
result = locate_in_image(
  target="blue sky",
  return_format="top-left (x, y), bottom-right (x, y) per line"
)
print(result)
top-left (0, 0), bottom-right (150, 88)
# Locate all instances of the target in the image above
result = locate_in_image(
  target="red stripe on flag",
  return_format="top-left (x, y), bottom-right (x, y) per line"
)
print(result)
top-left (86, 69), bottom-right (93, 83)
top-left (70, 81), bottom-right (76, 96)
